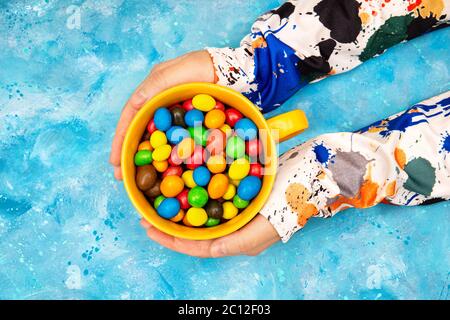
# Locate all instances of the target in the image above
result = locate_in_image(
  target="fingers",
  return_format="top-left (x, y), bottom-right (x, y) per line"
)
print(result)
top-left (210, 215), bottom-right (280, 257)
top-left (110, 51), bottom-right (216, 179)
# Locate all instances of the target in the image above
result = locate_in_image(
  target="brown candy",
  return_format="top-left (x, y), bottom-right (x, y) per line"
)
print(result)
top-left (141, 131), bottom-right (151, 142)
top-left (136, 165), bottom-right (157, 191)
top-left (204, 200), bottom-right (223, 219)
top-left (171, 107), bottom-right (186, 127)
top-left (145, 179), bottom-right (162, 198)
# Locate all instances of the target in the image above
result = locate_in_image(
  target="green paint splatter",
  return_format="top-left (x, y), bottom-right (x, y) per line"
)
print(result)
top-left (404, 157), bottom-right (436, 197)
top-left (360, 15), bottom-right (414, 62)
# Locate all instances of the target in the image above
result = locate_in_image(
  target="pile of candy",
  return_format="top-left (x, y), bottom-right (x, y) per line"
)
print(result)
top-left (134, 94), bottom-right (264, 227)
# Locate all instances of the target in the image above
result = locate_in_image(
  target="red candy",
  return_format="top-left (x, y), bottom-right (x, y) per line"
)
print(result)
top-left (176, 189), bottom-right (191, 210)
top-left (169, 146), bottom-right (184, 166)
top-left (246, 139), bottom-right (262, 158)
top-left (225, 108), bottom-right (243, 127)
top-left (249, 163), bottom-right (263, 178)
top-left (169, 103), bottom-right (182, 111)
top-left (162, 166), bottom-right (183, 178)
top-left (215, 101), bottom-right (225, 111)
top-left (182, 99), bottom-right (195, 111)
top-left (147, 119), bottom-right (157, 134)
top-left (206, 129), bottom-right (226, 156)
top-left (186, 145), bottom-right (205, 170)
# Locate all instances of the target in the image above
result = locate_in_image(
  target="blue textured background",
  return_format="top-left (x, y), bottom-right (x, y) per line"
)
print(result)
top-left (0, 0), bottom-right (449, 300)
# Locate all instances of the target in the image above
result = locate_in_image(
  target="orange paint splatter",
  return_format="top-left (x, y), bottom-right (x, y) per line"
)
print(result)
top-left (386, 181), bottom-right (397, 197)
top-left (329, 179), bottom-right (379, 211)
top-left (252, 37), bottom-right (267, 49)
top-left (394, 148), bottom-right (406, 169)
top-left (285, 183), bottom-right (318, 227)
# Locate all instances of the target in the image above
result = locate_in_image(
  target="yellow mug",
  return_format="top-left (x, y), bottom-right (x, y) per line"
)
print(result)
top-left (121, 83), bottom-right (308, 240)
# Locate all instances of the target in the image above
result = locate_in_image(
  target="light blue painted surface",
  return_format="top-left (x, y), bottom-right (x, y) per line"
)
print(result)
top-left (0, 0), bottom-right (449, 300)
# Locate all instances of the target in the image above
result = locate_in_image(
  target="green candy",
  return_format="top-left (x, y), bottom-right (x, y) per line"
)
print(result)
top-left (188, 186), bottom-right (209, 208)
top-left (134, 150), bottom-right (153, 166)
top-left (226, 136), bottom-right (245, 159)
top-left (205, 217), bottom-right (221, 227)
top-left (233, 195), bottom-right (249, 209)
top-left (154, 195), bottom-right (166, 209)
top-left (188, 126), bottom-right (208, 146)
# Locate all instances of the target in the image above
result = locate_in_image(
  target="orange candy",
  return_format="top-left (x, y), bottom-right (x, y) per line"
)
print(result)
top-left (153, 160), bottom-right (169, 172)
top-left (204, 109), bottom-right (226, 129)
top-left (208, 174), bottom-right (229, 199)
top-left (206, 154), bottom-right (227, 174)
top-left (160, 175), bottom-right (184, 197)
top-left (170, 209), bottom-right (185, 223)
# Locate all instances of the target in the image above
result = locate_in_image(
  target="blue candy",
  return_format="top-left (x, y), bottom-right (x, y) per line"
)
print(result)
top-left (235, 118), bottom-right (258, 141)
top-left (166, 126), bottom-right (190, 144)
top-left (237, 176), bottom-right (262, 201)
top-left (157, 198), bottom-right (180, 219)
top-left (154, 108), bottom-right (172, 131)
top-left (193, 166), bottom-right (211, 187)
top-left (185, 109), bottom-right (204, 127)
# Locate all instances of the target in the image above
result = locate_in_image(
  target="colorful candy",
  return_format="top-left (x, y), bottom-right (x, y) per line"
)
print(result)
top-left (171, 107), bottom-right (186, 127)
top-left (228, 158), bottom-right (250, 180)
top-left (160, 175), bottom-right (184, 198)
top-left (157, 198), bottom-right (180, 219)
top-left (134, 150), bottom-right (153, 166)
top-left (208, 174), bottom-right (229, 199)
top-left (177, 137), bottom-right (195, 160)
top-left (152, 144), bottom-right (172, 161)
top-left (185, 109), bottom-right (204, 127)
top-left (185, 207), bottom-right (208, 226)
top-left (226, 136), bottom-right (245, 159)
top-left (233, 195), bottom-right (249, 209)
top-left (238, 176), bottom-right (262, 201)
top-left (188, 186), bottom-right (209, 208)
top-left (150, 130), bottom-right (167, 149)
top-left (182, 170), bottom-right (197, 188)
top-left (192, 94), bottom-right (216, 112)
top-left (135, 94), bottom-right (266, 228)
top-left (154, 108), bottom-right (172, 131)
top-left (235, 118), bottom-right (258, 141)
top-left (193, 166), bottom-right (211, 187)
top-left (205, 109), bottom-right (226, 129)
top-left (166, 126), bottom-right (190, 145)
top-left (136, 165), bottom-right (157, 191)
top-left (205, 200), bottom-right (223, 219)
top-left (222, 201), bottom-right (239, 220)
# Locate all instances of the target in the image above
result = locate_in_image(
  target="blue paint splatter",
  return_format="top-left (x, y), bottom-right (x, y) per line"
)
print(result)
top-left (313, 143), bottom-right (331, 165)
top-left (441, 133), bottom-right (450, 153)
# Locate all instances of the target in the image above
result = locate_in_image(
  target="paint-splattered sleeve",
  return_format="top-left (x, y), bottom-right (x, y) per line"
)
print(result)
top-left (207, 0), bottom-right (450, 113)
top-left (260, 92), bottom-right (450, 242)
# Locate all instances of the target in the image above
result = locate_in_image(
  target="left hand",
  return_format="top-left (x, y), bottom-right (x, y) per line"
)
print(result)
top-left (140, 214), bottom-right (280, 258)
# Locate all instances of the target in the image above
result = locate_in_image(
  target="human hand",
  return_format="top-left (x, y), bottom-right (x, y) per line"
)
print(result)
top-left (110, 50), bottom-right (217, 180)
top-left (140, 214), bottom-right (280, 258)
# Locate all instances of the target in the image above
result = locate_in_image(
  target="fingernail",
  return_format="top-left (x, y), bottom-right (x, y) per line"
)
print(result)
top-left (140, 219), bottom-right (152, 229)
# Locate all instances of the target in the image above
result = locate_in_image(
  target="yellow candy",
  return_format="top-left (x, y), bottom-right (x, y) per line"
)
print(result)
top-left (160, 175), bottom-right (184, 198)
top-left (150, 130), bottom-right (167, 149)
top-left (177, 137), bottom-right (195, 160)
top-left (206, 155), bottom-right (227, 174)
top-left (228, 158), bottom-right (250, 180)
top-left (222, 201), bottom-right (238, 220)
top-left (170, 209), bottom-right (185, 223)
top-left (185, 208), bottom-right (208, 227)
top-left (182, 170), bottom-right (197, 188)
top-left (192, 94), bottom-right (216, 112)
top-left (220, 124), bottom-right (232, 137)
top-left (208, 174), bottom-right (229, 200)
top-left (153, 160), bottom-right (168, 172)
top-left (205, 109), bottom-right (226, 129)
top-left (152, 144), bottom-right (172, 161)
top-left (138, 140), bottom-right (153, 151)
top-left (223, 184), bottom-right (236, 200)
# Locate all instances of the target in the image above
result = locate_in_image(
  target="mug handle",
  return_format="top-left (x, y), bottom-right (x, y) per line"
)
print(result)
top-left (266, 110), bottom-right (309, 142)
